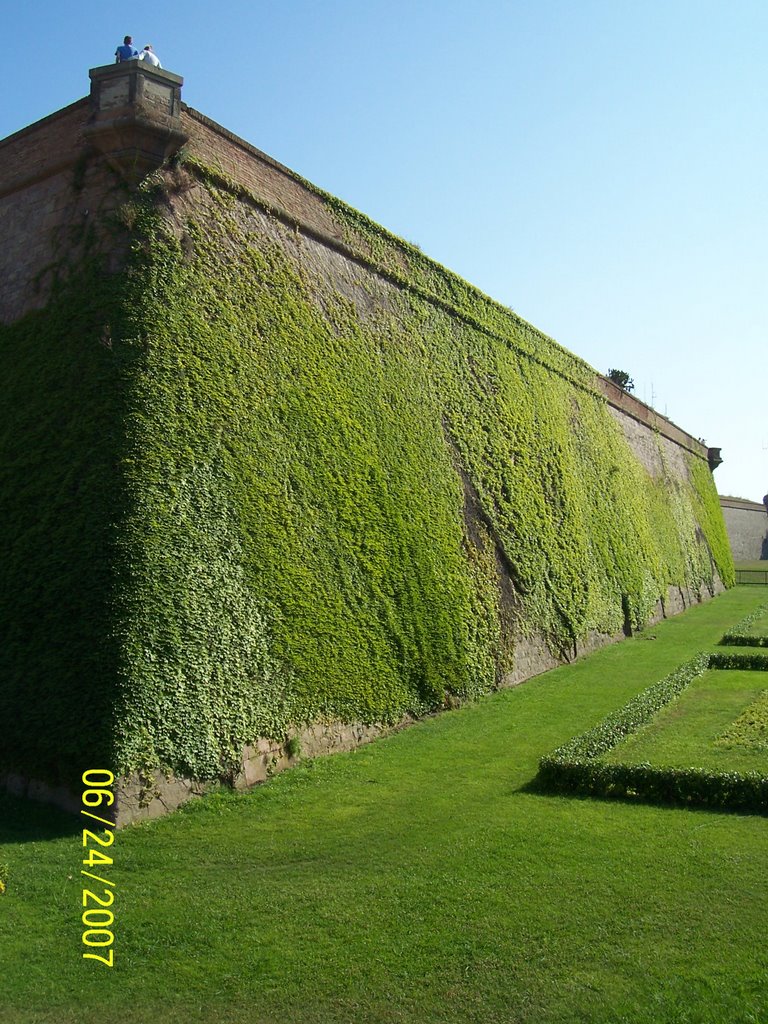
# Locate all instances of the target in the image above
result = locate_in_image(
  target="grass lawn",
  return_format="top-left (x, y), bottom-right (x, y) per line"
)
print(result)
top-left (2, 586), bottom-right (768, 1024)
top-left (735, 561), bottom-right (768, 571)
top-left (603, 668), bottom-right (768, 773)
top-left (737, 613), bottom-right (768, 635)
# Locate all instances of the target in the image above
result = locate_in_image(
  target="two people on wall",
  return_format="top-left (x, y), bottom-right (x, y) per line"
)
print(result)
top-left (115, 36), bottom-right (162, 68)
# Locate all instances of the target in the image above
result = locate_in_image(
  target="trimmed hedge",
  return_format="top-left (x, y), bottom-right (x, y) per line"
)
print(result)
top-left (709, 651), bottom-right (768, 671)
top-left (720, 604), bottom-right (768, 648)
top-left (538, 653), bottom-right (768, 812)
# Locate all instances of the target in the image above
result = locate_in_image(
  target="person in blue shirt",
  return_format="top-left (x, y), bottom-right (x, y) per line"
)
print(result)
top-left (115, 36), bottom-right (138, 63)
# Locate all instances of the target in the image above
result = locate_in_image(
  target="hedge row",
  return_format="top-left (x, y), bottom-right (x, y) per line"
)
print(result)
top-left (709, 651), bottom-right (768, 671)
top-left (720, 603), bottom-right (768, 648)
top-left (537, 652), bottom-right (768, 812)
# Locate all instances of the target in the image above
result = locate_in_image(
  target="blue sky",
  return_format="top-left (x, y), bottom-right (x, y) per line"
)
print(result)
top-left (4, 1), bottom-right (766, 500)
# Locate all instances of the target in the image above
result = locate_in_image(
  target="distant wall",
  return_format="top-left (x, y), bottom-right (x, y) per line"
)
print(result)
top-left (720, 497), bottom-right (768, 562)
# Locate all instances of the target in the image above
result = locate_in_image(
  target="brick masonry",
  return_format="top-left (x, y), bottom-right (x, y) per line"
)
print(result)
top-left (0, 100), bottom-right (127, 325)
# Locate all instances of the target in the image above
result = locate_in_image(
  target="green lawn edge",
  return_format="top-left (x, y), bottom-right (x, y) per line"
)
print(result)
top-left (2, 586), bottom-right (768, 1024)
top-left (720, 601), bottom-right (768, 647)
top-left (537, 651), bottom-right (768, 812)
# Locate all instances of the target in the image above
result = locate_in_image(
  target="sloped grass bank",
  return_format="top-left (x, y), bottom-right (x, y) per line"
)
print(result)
top-left (1, 587), bottom-right (767, 1024)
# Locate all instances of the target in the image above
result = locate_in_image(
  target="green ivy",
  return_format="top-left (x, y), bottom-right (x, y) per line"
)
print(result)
top-left (0, 264), bottom-right (126, 786)
top-left (0, 160), bottom-right (735, 787)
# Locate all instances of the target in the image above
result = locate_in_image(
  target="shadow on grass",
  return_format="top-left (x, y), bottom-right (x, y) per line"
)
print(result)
top-left (0, 791), bottom-right (81, 844)
top-left (518, 774), bottom-right (768, 818)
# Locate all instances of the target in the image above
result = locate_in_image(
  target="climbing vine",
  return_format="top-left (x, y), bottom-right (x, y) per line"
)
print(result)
top-left (0, 160), bottom-right (734, 787)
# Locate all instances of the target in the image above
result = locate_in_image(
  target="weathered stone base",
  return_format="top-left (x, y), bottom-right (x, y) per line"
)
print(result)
top-left (114, 719), bottom-right (404, 826)
top-left (0, 719), bottom-right (407, 828)
top-left (113, 771), bottom-right (209, 827)
top-left (502, 577), bottom-right (725, 687)
top-left (0, 771), bottom-right (82, 817)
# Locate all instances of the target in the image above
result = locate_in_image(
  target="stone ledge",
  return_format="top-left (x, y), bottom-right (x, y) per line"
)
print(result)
top-left (597, 375), bottom-right (709, 460)
top-left (719, 496), bottom-right (766, 512)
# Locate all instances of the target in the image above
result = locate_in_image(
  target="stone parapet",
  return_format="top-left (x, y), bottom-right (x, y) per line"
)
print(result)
top-left (84, 62), bottom-right (187, 184)
top-left (597, 375), bottom-right (710, 462)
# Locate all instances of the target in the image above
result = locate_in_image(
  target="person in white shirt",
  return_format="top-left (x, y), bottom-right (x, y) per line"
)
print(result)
top-left (140, 45), bottom-right (162, 68)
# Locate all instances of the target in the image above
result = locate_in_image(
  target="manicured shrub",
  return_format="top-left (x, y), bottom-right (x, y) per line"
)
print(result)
top-left (720, 604), bottom-right (768, 647)
top-left (538, 652), bottom-right (768, 812)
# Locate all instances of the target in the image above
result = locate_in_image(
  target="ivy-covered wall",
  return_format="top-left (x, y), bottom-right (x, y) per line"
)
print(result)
top-left (0, 268), bottom-right (126, 784)
top-left (0, 158), bottom-right (734, 790)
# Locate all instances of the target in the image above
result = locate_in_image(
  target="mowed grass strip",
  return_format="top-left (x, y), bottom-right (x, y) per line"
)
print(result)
top-left (603, 669), bottom-right (768, 773)
top-left (1, 586), bottom-right (767, 1024)
top-left (741, 613), bottom-right (768, 636)
top-left (717, 689), bottom-right (768, 751)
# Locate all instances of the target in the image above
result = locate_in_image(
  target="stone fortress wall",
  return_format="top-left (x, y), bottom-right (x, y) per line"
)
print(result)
top-left (719, 496), bottom-right (768, 562)
top-left (0, 80), bottom-right (718, 474)
top-left (0, 62), bottom-right (731, 823)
